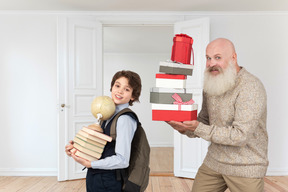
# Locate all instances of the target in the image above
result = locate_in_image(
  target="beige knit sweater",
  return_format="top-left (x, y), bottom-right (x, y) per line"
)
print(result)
top-left (186, 67), bottom-right (268, 178)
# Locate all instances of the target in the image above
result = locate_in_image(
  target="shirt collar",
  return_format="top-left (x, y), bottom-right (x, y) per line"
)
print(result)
top-left (103, 103), bottom-right (129, 127)
top-left (115, 103), bottom-right (129, 114)
top-left (108, 103), bottom-right (129, 121)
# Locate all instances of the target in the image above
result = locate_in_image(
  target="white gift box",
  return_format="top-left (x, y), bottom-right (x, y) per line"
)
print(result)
top-left (155, 73), bottom-right (187, 89)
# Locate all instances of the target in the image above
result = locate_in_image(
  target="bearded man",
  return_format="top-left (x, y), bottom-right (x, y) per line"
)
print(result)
top-left (167, 38), bottom-right (268, 192)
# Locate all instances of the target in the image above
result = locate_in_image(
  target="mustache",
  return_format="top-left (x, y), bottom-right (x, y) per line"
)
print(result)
top-left (208, 66), bottom-right (222, 72)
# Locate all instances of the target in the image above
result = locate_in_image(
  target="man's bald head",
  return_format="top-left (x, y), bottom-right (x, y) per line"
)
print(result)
top-left (207, 38), bottom-right (236, 58)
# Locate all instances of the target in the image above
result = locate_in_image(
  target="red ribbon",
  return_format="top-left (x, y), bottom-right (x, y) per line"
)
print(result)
top-left (172, 93), bottom-right (195, 110)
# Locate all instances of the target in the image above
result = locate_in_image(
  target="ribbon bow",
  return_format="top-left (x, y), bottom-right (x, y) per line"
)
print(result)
top-left (172, 93), bottom-right (195, 110)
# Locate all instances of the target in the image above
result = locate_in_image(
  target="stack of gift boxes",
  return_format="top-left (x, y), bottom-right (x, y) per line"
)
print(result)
top-left (150, 34), bottom-right (198, 121)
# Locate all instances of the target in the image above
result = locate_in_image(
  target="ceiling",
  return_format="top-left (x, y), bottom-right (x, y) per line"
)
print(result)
top-left (1, 0), bottom-right (288, 11)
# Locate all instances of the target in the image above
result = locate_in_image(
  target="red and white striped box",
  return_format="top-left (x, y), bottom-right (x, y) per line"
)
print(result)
top-left (152, 103), bottom-right (198, 121)
top-left (155, 73), bottom-right (187, 89)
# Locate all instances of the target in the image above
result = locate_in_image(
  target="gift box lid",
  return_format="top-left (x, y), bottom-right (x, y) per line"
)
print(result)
top-left (156, 73), bottom-right (187, 80)
top-left (173, 34), bottom-right (193, 44)
top-left (159, 61), bottom-right (194, 69)
top-left (152, 103), bottom-right (198, 111)
top-left (150, 87), bottom-right (193, 93)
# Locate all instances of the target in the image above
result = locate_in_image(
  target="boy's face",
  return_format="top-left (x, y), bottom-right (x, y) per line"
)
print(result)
top-left (111, 77), bottom-right (134, 105)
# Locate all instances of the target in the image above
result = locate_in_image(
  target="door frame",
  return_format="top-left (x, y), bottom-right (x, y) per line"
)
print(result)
top-left (57, 14), bottom-right (209, 181)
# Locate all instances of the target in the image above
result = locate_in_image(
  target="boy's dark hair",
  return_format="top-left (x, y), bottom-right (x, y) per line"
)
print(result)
top-left (110, 70), bottom-right (142, 106)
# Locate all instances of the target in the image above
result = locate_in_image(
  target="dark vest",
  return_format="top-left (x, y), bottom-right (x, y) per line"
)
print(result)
top-left (99, 120), bottom-right (116, 159)
top-left (88, 115), bottom-right (124, 174)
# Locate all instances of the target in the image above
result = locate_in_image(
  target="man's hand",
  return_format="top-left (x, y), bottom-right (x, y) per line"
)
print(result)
top-left (166, 120), bottom-right (199, 134)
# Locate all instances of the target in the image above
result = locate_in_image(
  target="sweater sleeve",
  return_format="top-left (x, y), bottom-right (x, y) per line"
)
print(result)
top-left (197, 92), bottom-right (210, 125)
top-left (184, 92), bottom-right (209, 138)
top-left (194, 77), bottom-right (267, 147)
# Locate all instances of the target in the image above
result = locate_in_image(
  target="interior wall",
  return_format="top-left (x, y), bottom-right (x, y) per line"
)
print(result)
top-left (0, 14), bottom-right (58, 175)
top-left (0, 12), bottom-right (287, 176)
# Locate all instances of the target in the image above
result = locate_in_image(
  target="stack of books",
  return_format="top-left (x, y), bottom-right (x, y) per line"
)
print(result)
top-left (72, 125), bottom-right (112, 161)
top-left (150, 34), bottom-right (198, 121)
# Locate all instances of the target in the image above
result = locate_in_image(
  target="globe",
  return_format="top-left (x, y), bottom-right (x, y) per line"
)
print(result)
top-left (91, 96), bottom-right (116, 121)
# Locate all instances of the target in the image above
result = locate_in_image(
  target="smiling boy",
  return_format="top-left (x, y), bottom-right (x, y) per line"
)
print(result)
top-left (65, 70), bottom-right (142, 192)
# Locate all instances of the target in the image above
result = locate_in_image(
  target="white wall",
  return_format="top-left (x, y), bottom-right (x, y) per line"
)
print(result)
top-left (0, 14), bottom-right (58, 175)
top-left (0, 12), bottom-right (287, 176)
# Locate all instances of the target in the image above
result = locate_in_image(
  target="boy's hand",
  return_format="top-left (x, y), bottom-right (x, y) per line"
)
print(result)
top-left (71, 149), bottom-right (92, 168)
top-left (65, 140), bottom-right (74, 156)
top-left (65, 140), bottom-right (92, 168)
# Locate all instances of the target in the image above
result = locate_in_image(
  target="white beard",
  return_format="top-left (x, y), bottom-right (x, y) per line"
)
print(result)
top-left (203, 61), bottom-right (237, 96)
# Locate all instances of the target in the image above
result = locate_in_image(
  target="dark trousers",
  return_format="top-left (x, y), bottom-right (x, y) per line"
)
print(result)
top-left (86, 170), bottom-right (122, 192)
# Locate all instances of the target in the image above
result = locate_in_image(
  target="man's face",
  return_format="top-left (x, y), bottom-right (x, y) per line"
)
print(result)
top-left (203, 39), bottom-right (239, 96)
top-left (205, 42), bottom-right (233, 76)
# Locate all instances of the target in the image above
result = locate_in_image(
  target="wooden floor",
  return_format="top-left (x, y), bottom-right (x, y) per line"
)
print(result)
top-left (0, 147), bottom-right (288, 192)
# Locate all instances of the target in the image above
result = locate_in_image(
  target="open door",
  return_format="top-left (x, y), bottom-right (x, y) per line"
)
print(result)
top-left (173, 17), bottom-right (210, 178)
top-left (57, 16), bottom-right (103, 181)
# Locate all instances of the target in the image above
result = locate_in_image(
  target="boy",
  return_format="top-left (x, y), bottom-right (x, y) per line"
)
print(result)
top-left (65, 70), bottom-right (142, 192)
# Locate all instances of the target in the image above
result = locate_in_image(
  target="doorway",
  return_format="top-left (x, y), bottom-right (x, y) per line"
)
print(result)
top-left (103, 25), bottom-right (175, 174)
top-left (57, 17), bottom-right (209, 181)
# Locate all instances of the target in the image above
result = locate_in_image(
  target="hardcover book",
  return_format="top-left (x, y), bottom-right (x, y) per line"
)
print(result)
top-left (73, 142), bottom-right (102, 159)
top-left (82, 127), bottom-right (112, 142)
top-left (73, 136), bottom-right (104, 154)
top-left (71, 148), bottom-right (98, 161)
top-left (77, 130), bottom-right (108, 145)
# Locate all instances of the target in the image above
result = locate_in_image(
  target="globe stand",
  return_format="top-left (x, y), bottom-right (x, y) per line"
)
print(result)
top-left (88, 113), bottom-right (103, 131)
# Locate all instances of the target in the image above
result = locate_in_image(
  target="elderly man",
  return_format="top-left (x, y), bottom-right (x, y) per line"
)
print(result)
top-left (167, 38), bottom-right (268, 192)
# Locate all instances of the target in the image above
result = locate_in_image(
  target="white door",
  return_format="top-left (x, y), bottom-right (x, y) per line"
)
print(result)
top-left (57, 16), bottom-right (103, 181)
top-left (173, 18), bottom-right (210, 178)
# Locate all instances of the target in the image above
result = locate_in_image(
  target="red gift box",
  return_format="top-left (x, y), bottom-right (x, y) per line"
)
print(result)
top-left (155, 73), bottom-right (187, 80)
top-left (152, 103), bottom-right (197, 121)
top-left (171, 34), bottom-right (194, 65)
top-left (152, 109), bottom-right (197, 121)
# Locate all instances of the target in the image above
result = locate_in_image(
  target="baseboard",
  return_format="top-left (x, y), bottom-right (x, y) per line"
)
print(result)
top-left (150, 143), bottom-right (174, 147)
top-left (0, 168), bottom-right (57, 176)
top-left (266, 167), bottom-right (288, 176)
